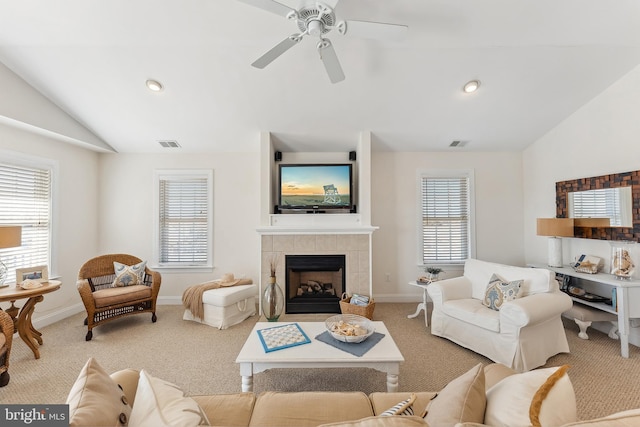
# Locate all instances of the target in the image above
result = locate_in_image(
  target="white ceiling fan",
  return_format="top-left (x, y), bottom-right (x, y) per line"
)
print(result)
top-left (237, 0), bottom-right (408, 83)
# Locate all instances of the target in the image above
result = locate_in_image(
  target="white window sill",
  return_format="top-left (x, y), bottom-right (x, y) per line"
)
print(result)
top-left (150, 265), bottom-right (214, 274)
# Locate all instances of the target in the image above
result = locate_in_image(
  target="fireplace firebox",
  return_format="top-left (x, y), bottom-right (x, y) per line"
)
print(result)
top-left (285, 254), bottom-right (345, 314)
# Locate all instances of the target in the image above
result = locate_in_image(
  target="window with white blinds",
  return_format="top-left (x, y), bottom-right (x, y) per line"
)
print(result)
top-left (0, 161), bottom-right (52, 282)
top-left (155, 170), bottom-right (212, 267)
top-left (420, 172), bottom-right (473, 264)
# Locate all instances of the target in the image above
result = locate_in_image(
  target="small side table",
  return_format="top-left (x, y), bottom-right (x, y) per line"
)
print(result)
top-left (0, 280), bottom-right (62, 359)
top-left (407, 280), bottom-right (432, 327)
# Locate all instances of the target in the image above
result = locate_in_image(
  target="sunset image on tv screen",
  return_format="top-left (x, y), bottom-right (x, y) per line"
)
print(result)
top-left (280, 165), bottom-right (351, 207)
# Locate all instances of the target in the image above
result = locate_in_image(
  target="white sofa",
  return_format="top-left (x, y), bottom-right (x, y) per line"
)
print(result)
top-left (427, 259), bottom-right (573, 372)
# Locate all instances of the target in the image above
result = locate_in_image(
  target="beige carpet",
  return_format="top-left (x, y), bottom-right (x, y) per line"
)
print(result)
top-left (2, 303), bottom-right (640, 421)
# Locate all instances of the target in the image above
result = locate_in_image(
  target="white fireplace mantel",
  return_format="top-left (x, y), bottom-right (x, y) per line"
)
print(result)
top-left (257, 214), bottom-right (378, 235)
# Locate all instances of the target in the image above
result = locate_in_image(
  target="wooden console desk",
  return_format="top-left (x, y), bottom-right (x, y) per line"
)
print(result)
top-left (0, 280), bottom-right (62, 359)
top-left (531, 264), bottom-right (640, 358)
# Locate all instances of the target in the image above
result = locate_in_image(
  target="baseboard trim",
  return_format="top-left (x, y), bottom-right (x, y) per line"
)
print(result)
top-left (29, 295), bottom-right (420, 328)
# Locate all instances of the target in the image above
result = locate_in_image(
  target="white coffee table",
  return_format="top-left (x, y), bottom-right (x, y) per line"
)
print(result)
top-left (236, 321), bottom-right (404, 392)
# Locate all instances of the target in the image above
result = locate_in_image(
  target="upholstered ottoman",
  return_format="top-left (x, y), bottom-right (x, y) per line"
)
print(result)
top-left (183, 284), bottom-right (258, 329)
top-left (563, 303), bottom-right (618, 340)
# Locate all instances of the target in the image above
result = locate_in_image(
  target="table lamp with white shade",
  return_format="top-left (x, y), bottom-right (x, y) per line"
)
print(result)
top-left (0, 226), bottom-right (22, 285)
top-left (536, 218), bottom-right (574, 268)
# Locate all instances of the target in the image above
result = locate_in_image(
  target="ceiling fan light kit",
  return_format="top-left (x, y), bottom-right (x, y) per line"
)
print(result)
top-left (238, 0), bottom-right (408, 83)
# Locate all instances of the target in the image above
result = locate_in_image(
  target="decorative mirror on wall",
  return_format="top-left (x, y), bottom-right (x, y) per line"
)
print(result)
top-left (556, 170), bottom-right (640, 242)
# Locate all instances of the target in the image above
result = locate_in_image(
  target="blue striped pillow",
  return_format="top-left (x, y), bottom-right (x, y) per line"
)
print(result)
top-left (380, 393), bottom-right (416, 416)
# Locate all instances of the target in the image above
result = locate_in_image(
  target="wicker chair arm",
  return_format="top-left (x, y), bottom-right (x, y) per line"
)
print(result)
top-left (0, 310), bottom-right (13, 372)
top-left (146, 268), bottom-right (162, 298)
top-left (77, 279), bottom-right (97, 311)
top-left (0, 310), bottom-right (12, 347)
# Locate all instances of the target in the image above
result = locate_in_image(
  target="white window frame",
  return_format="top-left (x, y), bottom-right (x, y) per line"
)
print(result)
top-left (0, 149), bottom-right (57, 283)
top-left (152, 169), bottom-right (213, 271)
top-left (417, 169), bottom-right (476, 268)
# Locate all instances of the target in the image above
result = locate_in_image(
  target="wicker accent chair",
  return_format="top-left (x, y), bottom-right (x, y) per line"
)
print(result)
top-left (77, 254), bottom-right (161, 341)
top-left (0, 309), bottom-right (13, 387)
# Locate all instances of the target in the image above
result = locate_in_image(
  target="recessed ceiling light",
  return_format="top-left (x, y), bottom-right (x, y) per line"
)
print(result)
top-left (463, 80), bottom-right (480, 93)
top-left (146, 79), bottom-right (163, 92)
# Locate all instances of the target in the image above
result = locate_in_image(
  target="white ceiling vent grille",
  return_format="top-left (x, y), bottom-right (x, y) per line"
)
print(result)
top-left (158, 140), bottom-right (181, 148)
top-left (449, 140), bottom-right (469, 148)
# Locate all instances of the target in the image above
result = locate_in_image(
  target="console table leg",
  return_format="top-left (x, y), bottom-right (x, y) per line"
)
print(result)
top-left (241, 375), bottom-right (253, 392)
top-left (386, 374), bottom-right (399, 392)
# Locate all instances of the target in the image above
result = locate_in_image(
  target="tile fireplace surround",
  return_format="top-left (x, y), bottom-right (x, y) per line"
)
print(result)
top-left (259, 229), bottom-right (374, 314)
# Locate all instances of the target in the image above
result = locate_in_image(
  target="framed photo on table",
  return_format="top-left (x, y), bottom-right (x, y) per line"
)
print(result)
top-left (16, 265), bottom-right (49, 283)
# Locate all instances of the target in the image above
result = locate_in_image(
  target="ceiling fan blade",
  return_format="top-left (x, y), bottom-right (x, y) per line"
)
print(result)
top-left (317, 39), bottom-right (345, 84)
top-left (338, 20), bottom-right (408, 41)
top-left (252, 35), bottom-right (301, 69)
top-left (235, 0), bottom-right (296, 18)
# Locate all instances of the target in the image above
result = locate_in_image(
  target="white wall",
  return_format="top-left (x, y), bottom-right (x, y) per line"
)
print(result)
top-left (523, 64), bottom-right (640, 269)
top-left (0, 122), bottom-right (99, 324)
top-left (97, 152), bottom-right (261, 302)
top-left (371, 151), bottom-right (525, 301)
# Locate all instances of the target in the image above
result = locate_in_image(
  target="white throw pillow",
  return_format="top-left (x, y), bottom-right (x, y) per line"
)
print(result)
top-left (485, 365), bottom-right (577, 427)
top-left (128, 370), bottom-right (209, 427)
top-left (66, 358), bottom-right (132, 427)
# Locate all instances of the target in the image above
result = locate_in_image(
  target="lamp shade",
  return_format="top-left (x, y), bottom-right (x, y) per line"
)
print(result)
top-left (536, 218), bottom-right (574, 237)
top-left (0, 226), bottom-right (21, 249)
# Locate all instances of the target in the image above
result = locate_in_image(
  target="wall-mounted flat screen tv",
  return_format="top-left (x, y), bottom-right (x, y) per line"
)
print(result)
top-left (279, 164), bottom-right (353, 211)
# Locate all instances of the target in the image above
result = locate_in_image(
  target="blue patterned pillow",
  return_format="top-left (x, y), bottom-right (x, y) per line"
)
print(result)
top-left (380, 393), bottom-right (416, 416)
top-left (482, 273), bottom-right (523, 311)
top-left (112, 261), bottom-right (147, 287)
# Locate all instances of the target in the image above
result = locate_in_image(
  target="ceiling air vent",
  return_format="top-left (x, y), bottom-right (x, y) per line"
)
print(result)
top-left (449, 140), bottom-right (468, 148)
top-left (158, 140), bottom-right (181, 148)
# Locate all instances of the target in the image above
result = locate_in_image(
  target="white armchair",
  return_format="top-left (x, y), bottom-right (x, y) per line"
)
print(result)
top-left (427, 259), bottom-right (573, 372)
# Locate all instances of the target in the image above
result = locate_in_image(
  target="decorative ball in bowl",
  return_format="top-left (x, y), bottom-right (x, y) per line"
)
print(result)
top-left (325, 314), bottom-right (374, 343)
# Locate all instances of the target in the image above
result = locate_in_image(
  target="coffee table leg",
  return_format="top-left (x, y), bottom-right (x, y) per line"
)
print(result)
top-left (239, 363), bottom-right (253, 392)
top-left (386, 373), bottom-right (399, 392)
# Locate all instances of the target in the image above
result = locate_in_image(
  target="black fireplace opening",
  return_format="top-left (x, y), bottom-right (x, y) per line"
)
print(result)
top-left (285, 254), bottom-right (345, 314)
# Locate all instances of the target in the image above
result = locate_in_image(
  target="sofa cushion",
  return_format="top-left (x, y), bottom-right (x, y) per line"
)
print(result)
top-left (193, 393), bottom-right (256, 427)
top-left (93, 284), bottom-right (152, 308)
top-left (560, 408), bottom-right (640, 426)
top-left (464, 259), bottom-right (555, 300)
top-left (66, 357), bottom-right (132, 427)
top-left (128, 369), bottom-right (209, 427)
top-left (112, 260), bottom-right (146, 287)
top-left (482, 273), bottom-right (523, 311)
top-left (485, 365), bottom-right (577, 427)
top-left (202, 284), bottom-right (258, 306)
top-left (441, 299), bottom-right (500, 332)
top-left (423, 363), bottom-right (486, 426)
top-left (380, 393), bottom-right (417, 416)
top-left (250, 391), bottom-right (374, 427)
top-left (318, 416), bottom-right (429, 427)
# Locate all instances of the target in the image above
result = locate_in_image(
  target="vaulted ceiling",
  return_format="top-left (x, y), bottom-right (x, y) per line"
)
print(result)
top-left (1, 0), bottom-right (639, 153)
